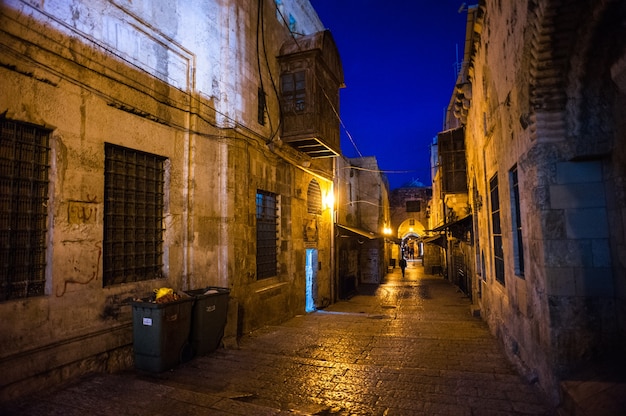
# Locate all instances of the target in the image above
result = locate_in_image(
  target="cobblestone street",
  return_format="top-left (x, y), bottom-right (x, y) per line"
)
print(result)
top-left (4, 261), bottom-right (555, 415)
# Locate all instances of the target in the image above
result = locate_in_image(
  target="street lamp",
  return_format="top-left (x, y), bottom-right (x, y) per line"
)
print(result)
top-left (323, 191), bottom-right (334, 211)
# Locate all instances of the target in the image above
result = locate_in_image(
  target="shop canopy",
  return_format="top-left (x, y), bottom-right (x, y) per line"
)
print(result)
top-left (336, 224), bottom-right (380, 240)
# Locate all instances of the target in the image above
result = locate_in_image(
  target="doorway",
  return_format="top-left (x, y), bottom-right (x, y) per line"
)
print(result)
top-left (305, 248), bottom-right (318, 312)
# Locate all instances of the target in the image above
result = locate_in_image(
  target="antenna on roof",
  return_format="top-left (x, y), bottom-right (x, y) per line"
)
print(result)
top-left (458, 2), bottom-right (467, 13)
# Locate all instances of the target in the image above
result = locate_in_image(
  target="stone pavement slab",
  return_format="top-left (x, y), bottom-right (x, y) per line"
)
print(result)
top-left (3, 262), bottom-right (555, 415)
top-left (558, 359), bottom-right (626, 416)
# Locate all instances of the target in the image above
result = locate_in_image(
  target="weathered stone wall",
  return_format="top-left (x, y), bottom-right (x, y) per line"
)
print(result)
top-left (0, 0), bottom-right (335, 401)
top-left (464, 1), bottom-right (565, 401)
top-left (348, 157), bottom-right (389, 284)
top-left (334, 156), bottom-right (360, 295)
top-left (0, 0), bottom-right (192, 399)
top-left (608, 54), bottom-right (626, 351)
top-left (463, 0), bottom-right (626, 403)
top-left (389, 186), bottom-right (432, 237)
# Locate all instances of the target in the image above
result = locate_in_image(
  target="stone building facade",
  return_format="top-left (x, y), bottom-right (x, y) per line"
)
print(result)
top-left (389, 184), bottom-right (432, 265)
top-left (427, 4), bottom-right (476, 293)
top-left (334, 156), bottom-right (391, 297)
top-left (444, 0), bottom-right (626, 404)
top-left (428, 126), bottom-right (476, 297)
top-left (0, 0), bottom-right (343, 400)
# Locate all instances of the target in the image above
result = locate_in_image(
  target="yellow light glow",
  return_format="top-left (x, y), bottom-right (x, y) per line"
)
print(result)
top-left (323, 191), bottom-right (334, 211)
top-left (383, 226), bottom-right (392, 235)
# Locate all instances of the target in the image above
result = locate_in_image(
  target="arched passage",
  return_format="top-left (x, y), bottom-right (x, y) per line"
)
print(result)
top-left (397, 218), bottom-right (427, 260)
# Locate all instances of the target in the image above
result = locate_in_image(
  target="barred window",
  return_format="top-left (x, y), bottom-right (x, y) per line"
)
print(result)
top-left (489, 174), bottom-right (505, 285)
top-left (510, 165), bottom-right (524, 277)
top-left (103, 144), bottom-right (165, 286)
top-left (0, 120), bottom-right (50, 301)
top-left (406, 200), bottom-right (421, 212)
top-left (256, 190), bottom-right (278, 279)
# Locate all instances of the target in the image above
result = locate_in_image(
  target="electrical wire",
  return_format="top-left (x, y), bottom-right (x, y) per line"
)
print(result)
top-left (259, 1), bottom-right (278, 141)
top-left (9, 0), bottom-right (371, 167)
top-left (257, 0), bottom-right (281, 140)
top-left (1, 4), bottom-right (290, 147)
top-left (343, 165), bottom-right (417, 174)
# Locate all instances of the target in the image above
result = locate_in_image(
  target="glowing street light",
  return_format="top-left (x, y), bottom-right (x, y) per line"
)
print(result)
top-left (323, 191), bottom-right (334, 211)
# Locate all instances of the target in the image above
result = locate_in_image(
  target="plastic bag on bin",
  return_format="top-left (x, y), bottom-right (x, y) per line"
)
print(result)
top-left (154, 287), bottom-right (173, 300)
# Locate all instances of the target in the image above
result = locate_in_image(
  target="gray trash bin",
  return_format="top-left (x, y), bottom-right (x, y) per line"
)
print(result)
top-left (184, 287), bottom-right (230, 356)
top-left (131, 296), bottom-right (193, 372)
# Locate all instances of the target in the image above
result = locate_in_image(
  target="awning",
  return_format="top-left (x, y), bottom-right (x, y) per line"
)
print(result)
top-left (336, 224), bottom-right (380, 240)
top-left (421, 235), bottom-right (446, 248)
top-left (429, 214), bottom-right (472, 233)
top-left (428, 214), bottom-right (473, 243)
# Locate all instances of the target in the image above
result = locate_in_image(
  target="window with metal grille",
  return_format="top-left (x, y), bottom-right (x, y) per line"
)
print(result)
top-left (258, 87), bottom-right (266, 125)
top-left (406, 200), bottom-right (421, 212)
top-left (281, 71), bottom-right (306, 113)
top-left (489, 174), bottom-right (505, 285)
top-left (103, 144), bottom-right (165, 286)
top-left (256, 190), bottom-right (278, 279)
top-left (510, 165), bottom-right (524, 277)
top-left (0, 120), bottom-right (50, 301)
top-left (307, 180), bottom-right (321, 214)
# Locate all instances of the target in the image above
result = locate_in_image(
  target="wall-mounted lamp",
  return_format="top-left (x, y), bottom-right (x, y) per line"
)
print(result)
top-left (323, 191), bottom-right (334, 211)
top-left (383, 226), bottom-right (392, 235)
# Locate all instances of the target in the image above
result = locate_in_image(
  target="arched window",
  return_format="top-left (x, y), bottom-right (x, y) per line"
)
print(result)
top-left (307, 180), bottom-right (322, 214)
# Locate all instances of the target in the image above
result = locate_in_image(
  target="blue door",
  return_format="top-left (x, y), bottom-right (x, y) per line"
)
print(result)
top-left (305, 249), bottom-right (317, 312)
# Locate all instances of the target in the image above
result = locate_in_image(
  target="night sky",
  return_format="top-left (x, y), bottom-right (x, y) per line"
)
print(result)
top-left (309, 1), bottom-right (469, 190)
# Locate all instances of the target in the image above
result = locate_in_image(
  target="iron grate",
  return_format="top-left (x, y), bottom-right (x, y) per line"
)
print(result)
top-left (0, 120), bottom-right (50, 301)
top-left (103, 144), bottom-right (165, 286)
top-left (256, 190), bottom-right (278, 279)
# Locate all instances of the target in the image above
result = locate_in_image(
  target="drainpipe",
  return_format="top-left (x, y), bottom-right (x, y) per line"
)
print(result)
top-left (182, 61), bottom-right (198, 291)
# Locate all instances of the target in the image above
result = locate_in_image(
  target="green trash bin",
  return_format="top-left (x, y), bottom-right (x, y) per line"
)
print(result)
top-left (131, 296), bottom-right (193, 372)
top-left (185, 287), bottom-right (230, 356)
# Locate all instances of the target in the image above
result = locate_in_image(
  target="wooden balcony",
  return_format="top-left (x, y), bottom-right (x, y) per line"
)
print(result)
top-left (278, 30), bottom-right (344, 158)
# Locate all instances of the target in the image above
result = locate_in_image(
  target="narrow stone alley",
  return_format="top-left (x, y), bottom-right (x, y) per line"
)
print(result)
top-left (4, 261), bottom-right (554, 415)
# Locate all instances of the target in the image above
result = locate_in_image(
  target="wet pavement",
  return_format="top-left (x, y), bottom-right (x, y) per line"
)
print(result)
top-left (3, 260), bottom-right (555, 415)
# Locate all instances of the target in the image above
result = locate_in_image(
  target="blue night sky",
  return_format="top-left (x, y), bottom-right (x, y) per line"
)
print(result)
top-left (309, 1), bottom-right (469, 190)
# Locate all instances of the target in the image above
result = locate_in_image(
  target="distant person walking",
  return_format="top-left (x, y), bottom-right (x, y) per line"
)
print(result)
top-left (399, 257), bottom-right (407, 278)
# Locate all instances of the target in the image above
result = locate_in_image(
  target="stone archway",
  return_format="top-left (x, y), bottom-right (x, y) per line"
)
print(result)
top-left (397, 218), bottom-right (426, 237)
top-left (397, 219), bottom-right (427, 260)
